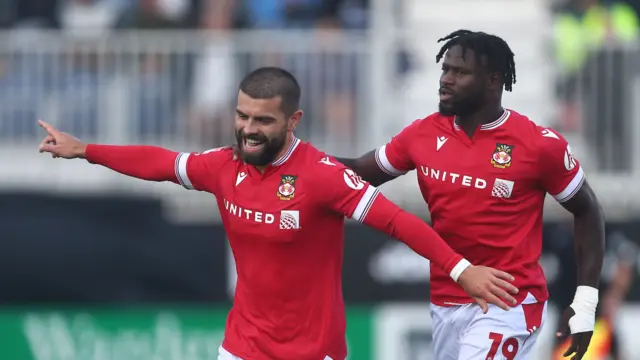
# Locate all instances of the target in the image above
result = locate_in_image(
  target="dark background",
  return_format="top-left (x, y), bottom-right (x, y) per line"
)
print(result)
top-left (1, 193), bottom-right (638, 306)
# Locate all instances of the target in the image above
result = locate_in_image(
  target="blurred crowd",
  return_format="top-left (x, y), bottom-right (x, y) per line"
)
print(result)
top-left (0, 0), bottom-right (370, 149)
top-left (1, 0), bottom-right (639, 162)
top-left (0, 0), bottom-right (368, 30)
top-left (552, 0), bottom-right (640, 172)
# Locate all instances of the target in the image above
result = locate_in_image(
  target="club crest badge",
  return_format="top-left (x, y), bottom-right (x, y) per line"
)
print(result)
top-left (491, 144), bottom-right (514, 169)
top-left (277, 175), bottom-right (297, 200)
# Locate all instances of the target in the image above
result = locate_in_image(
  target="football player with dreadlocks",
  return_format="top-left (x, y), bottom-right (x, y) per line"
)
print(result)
top-left (332, 30), bottom-right (605, 360)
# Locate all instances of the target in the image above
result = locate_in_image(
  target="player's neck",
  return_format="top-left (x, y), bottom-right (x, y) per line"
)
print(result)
top-left (253, 135), bottom-right (295, 173)
top-left (456, 105), bottom-right (504, 137)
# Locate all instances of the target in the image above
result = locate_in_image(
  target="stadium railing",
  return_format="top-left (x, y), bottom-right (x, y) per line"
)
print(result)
top-left (0, 30), bottom-right (637, 222)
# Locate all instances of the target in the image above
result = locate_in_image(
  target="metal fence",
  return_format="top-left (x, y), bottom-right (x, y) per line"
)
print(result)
top-left (0, 30), bottom-right (372, 151)
top-left (0, 30), bottom-right (386, 220)
top-left (554, 43), bottom-right (640, 175)
top-left (0, 30), bottom-right (638, 220)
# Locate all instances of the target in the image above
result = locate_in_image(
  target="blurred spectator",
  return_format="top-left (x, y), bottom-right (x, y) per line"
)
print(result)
top-left (235, 0), bottom-right (367, 30)
top-left (55, 50), bottom-right (102, 138)
top-left (115, 0), bottom-right (189, 29)
top-left (116, 0), bottom-right (193, 139)
top-left (544, 224), bottom-right (638, 360)
top-left (231, 1), bottom-right (369, 150)
top-left (0, 31), bottom-right (59, 139)
top-left (0, 0), bottom-right (373, 147)
top-left (14, 0), bottom-right (60, 28)
top-left (187, 0), bottom-right (238, 147)
top-left (59, 0), bottom-right (124, 36)
top-left (327, 0), bottom-right (369, 29)
top-left (554, 0), bottom-right (639, 172)
top-left (292, 15), bottom-right (362, 151)
top-left (237, 0), bottom-right (320, 29)
top-left (554, 0), bottom-right (638, 78)
top-left (55, 1), bottom-right (124, 138)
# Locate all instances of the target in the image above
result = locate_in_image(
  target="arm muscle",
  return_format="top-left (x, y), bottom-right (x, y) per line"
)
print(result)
top-left (561, 181), bottom-right (605, 287)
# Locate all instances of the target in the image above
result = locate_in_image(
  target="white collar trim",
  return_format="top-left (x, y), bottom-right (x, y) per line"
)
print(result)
top-left (272, 137), bottom-right (301, 166)
top-left (453, 109), bottom-right (511, 131)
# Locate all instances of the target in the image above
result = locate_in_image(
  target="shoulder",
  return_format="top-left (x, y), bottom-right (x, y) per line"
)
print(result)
top-left (533, 124), bottom-right (573, 160)
top-left (392, 113), bottom-right (443, 140)
top-left (514, 114), bottom-right (577, 172)
top-left (506, 110), bottom-right (571, 152)
top-left (195, 145), bottom-right (234, 157)
top-left (300, 145), bottom-right (362, 186)
top-left (189, 145), bottom-right (235, 166)
top-left (405, 113), bottom-right (442, 131)
top-left (303, 145), bottom-right (349, 174)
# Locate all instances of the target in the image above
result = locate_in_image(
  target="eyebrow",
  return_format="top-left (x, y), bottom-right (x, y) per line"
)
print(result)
top-left (235, 109), bottom-right (277, 121)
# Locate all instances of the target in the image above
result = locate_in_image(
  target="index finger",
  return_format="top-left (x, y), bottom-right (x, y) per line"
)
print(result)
top-left (491, 269), bottom-right (515, 282)
top-left (38, 120), bottom-right (60, 136)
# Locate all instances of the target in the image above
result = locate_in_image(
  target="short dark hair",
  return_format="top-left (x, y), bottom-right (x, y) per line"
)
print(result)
top-left (239, 67), bottom-right (301, 116)
top-left (436, 30), bottom-right (516, 92)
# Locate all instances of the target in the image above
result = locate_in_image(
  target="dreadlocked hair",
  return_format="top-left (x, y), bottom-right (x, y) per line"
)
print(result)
top-left (435, 30), bottom-right (516, 92)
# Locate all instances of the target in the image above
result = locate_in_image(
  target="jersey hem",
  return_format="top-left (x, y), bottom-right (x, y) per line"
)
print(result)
top-left (221, 341), bottom-right (253, 360)
top-left (221, 339), bottom-right (346, 360)
top-left (431, 289), bottom-right (549, 308)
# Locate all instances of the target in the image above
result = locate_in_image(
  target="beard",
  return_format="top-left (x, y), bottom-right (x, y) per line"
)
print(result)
top-left (235, 128), bottom-right (287, 166)
top-left (438, 102), bottom-right (455, 116)
top-left (438, 91), bottom-right (485, 117)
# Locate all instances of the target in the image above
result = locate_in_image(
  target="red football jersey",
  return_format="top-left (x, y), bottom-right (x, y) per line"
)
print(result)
top-left (376, 109), bottom-right (584, 306)
top-left (174, 138), bottom-right (377, 360)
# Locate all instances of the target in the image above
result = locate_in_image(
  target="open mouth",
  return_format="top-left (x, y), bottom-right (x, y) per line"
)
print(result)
top-left (439, 88), bottom-right (453, 102)
top-left (243, 138), bottom-right (266, 153)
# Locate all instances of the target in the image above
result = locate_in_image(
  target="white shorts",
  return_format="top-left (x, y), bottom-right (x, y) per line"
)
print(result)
top-left (218, 346), bottom-right (243, 360)
top-left (431, 293), bottom-right (548, 360)
top-left (217, 345), bottom-right (336, 360)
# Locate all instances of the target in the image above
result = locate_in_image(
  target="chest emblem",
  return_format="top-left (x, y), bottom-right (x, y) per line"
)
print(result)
top-left (491, 143), bottom-right (514, 169)
top-left (277, 175), bottom-right (297, 200)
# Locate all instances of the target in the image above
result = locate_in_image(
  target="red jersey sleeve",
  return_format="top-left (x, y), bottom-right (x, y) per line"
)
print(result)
top-left (85, 144), bottom-right (229, 195)
top-left (314, 156), bottom-right (379, 221)
top-left (175, 146), bottom-right (232, 194)
top-left (313, 155), bottom-right (469, 277)
top-left (375, 119), bottom-right (420, 176)
top-left (537, 128), bottom-right (586, 203)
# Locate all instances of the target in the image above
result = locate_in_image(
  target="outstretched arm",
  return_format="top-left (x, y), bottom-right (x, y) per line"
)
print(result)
top-left (333, 150), bottom-right (397, 186)
top-left (37, 120), bottom-right (225, 192)
top-left (360, 189), bottom-right (519, 312)
top-left (316, 159), bottom-right (518, 313)
top-left (85, 144), bottom-right (182, 183)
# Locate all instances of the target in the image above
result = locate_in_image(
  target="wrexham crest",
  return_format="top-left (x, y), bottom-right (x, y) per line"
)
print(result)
top-left (277, 175), bottom-right (297, 200)
top-left (491, 144), bottom-right (514, 169)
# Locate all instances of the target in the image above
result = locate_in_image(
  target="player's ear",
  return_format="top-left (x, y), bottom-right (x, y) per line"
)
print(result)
top-left (287, 110), bottom-right (303, 132)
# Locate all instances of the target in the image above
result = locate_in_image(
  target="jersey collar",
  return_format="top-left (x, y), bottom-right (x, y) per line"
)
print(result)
top-left (272, 137), bottom-right (301, 166)
top-left (453, 109), bottom-right (511, 131)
